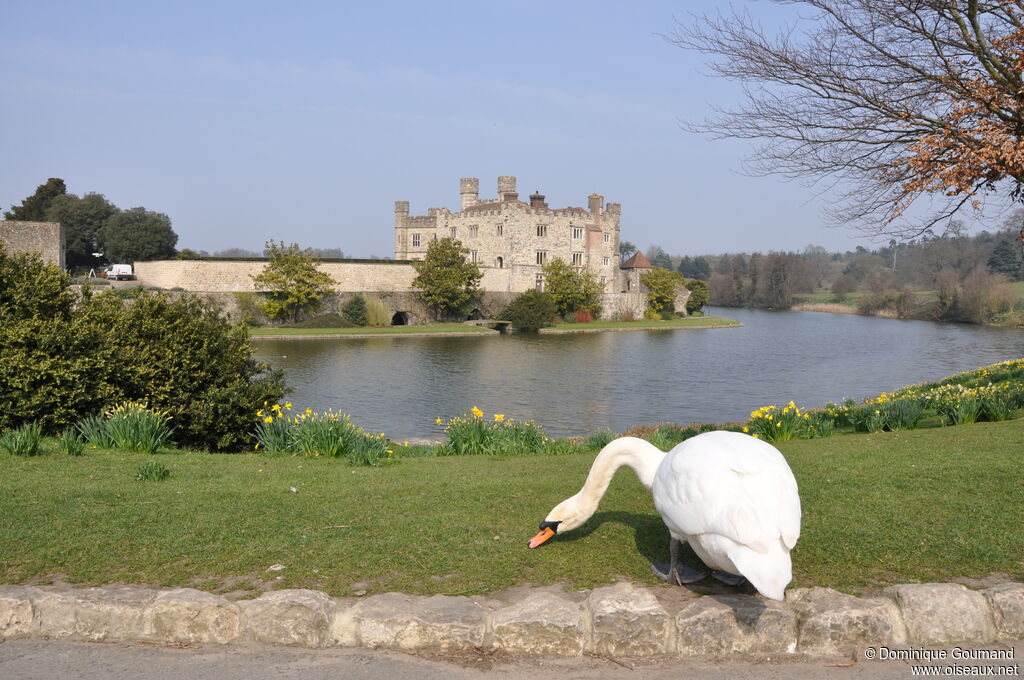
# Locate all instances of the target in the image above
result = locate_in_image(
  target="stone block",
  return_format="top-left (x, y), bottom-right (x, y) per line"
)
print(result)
top-left (676, 595), bottom-right (797, 656)
top-left (885, 583), bottom-right (994, 645)
top-left (0, 586), bottom-right (37, 639)
top-left (148, 588), bottom-right (242, 645)
top-left (587, 582), bottom-right (671, 656)
top-left (241, 589), bottom-right (335, 647)
top-left (984, 583), bottom-right (1024, 639)
top-left (353, 593), bottom-right (486, 651)
top-left (788, 587), bottom-right (906, 655)
top-left (31, 586), bottom-right (157, 641)
top-left (490, 592), bottom-right (585, 656)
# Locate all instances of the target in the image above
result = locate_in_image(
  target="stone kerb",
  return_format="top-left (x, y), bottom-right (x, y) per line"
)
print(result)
top-left (0, 581), bottom-right (1020, 656)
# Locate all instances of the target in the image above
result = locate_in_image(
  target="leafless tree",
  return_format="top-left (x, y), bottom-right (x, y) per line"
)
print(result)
top-left (670, 1), bottom-right (1024, 238)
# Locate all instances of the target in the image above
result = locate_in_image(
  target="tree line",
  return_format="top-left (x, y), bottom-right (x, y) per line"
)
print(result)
top-left (3, 178), bottom-right (178, 268)
top-left (639, 211), bottom-right (1024, 324)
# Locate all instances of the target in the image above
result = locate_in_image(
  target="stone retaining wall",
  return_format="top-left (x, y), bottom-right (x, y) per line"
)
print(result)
top-left (1, 581), bottom-right (1020, 657)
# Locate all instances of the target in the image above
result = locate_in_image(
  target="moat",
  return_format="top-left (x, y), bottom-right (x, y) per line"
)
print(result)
top-left (251, 308), bottom-right (1024, 440)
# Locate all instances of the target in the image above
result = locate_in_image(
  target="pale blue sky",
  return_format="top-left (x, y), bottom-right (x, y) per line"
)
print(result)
top-left (2, 1), bottom-right (888, 257)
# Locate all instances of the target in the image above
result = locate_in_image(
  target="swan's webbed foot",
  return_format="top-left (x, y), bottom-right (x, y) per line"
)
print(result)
top-left (651, 537), bottom-right (707, 585)
top-left (650, 562), bottom-right (707, 585)
top-left (710, 570), bottom-right (747, 586)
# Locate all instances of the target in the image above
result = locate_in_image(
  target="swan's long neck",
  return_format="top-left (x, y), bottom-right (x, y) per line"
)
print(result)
top-left (571, 436), bottom-right (666, 520)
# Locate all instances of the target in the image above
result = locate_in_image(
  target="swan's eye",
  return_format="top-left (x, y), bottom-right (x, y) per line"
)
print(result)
top-left (539, 520), bottom-right (561, 533)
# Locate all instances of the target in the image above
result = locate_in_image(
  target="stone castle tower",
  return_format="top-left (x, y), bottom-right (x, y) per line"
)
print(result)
top-left (394, 176), bottom-right (625, 294)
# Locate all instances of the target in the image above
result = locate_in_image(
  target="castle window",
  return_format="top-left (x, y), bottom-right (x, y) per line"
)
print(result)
top-left (450, 227), bottom-right (457, 238)
top-left (535, 274), bottom-right (544, 291)
top-left (601, 276), bottom-right (607, 284)
top-left (572, 227), bottom-right (584, 240)
top-left (469, 225), bottom-right (479, 237)
top-left (412, 233), bottom-right (421, 247)
top-left (604, 233), bottom-right (610, 244)
top-left (470, 250), bottom-right (479, 263)
top-left (537, 224), bottom-right (547, 237)
top-left (496, 224), bottom-right (503, 236)
top-left (603, 256), bottom-right (610, 266)
top-left (496, 256), bottom-right (504, 269)
top-left (536, 250), bottom-right (548, 265)
top-left (572, 252), bottom-right (584, 266)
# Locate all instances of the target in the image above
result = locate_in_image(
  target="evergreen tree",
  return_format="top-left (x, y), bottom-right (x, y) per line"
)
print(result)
top-left (988, 238), bottom-right (1023, 280)
top-left (541, 258), bottom-right (603, 318)
top-left (100, 207), bottom-right (178, 262)
top-left (44, 193), bottom-right (120, 267)
top-left (3, 178), bottom-right (67, 221)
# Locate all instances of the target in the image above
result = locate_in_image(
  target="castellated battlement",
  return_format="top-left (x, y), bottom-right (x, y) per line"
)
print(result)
top-left (393, 175), bottom-right (627, 295)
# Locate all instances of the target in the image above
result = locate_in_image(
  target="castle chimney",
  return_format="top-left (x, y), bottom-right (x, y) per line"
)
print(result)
top-left (498, 175), bottom-right (518, 202)
top-left (588, 193), bottom-right (603, 216)
top-left (460, 177), bottom-right (479, 210)
top-left (529, 191), bottom-right (548, 209)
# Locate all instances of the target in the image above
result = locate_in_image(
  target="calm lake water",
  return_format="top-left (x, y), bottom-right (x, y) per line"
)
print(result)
top-left (251, 308), bottom-right (1024, 440)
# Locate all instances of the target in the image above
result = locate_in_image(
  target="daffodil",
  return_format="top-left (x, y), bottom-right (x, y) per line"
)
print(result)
top-left (264, 416), bottom-right (273, 423)
top-left (471, 406), bottom-right (483, 418)
top-left (435, 417), bottom-right (443, 425)
top-left (285, 402), bottom-right (293, 409)
top-left (305, 408), bottom-right (313, 415)
top-left (494, 414), bottom-right (505, 422)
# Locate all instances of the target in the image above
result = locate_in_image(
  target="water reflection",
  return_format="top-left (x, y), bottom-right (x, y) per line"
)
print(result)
top-left (252, 308), bottom-right (1024, 439)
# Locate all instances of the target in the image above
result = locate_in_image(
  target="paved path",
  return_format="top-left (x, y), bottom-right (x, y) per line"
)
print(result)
top-left (1, 641), bottom-right (1019, 680)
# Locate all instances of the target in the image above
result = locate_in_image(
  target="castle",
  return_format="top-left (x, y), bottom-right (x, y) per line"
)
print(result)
top-left (395, 176), bottom-right (637, 294)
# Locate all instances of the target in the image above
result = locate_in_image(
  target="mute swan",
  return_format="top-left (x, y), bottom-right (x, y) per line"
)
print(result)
top-left (527, 432), bottom-right (801, 601)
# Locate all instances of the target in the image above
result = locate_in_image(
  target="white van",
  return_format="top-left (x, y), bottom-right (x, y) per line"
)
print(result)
top-left (105, 264), bottom-right (133, 281)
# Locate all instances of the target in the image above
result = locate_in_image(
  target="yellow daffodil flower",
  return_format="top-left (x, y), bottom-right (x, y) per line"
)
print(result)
top-left (471, 406), bottom-right (483, 418)
top-left (494, 414), bottom-right (505, 422)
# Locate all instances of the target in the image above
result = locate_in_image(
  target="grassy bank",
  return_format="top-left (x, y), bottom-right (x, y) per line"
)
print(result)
top-left (249, 323), bottom-right (497, 337)
top-left (1, 419), bottom-right (1020, 597)
top-left (247, 316), bottom-right (741, 338)
top-left (543, 316), bottom-right (740, 332)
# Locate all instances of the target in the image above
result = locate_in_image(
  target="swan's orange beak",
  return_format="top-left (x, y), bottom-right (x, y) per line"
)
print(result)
top-left (528, 527), bottom-right (556, 549)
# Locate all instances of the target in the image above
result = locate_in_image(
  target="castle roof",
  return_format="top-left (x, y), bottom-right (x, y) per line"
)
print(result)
top-left (621, 251), bottom-right (652, 269)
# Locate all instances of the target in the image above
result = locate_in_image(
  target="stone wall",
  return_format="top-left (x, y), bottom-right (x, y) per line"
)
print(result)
top-left (134, 260), bottom-right (418, 293)
top-left (0, 221), bottom-right (65, 269)
top-left (134, 260), bottom-right (650, 321)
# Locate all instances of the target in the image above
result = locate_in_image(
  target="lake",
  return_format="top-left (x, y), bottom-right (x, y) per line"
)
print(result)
top-left (251, 308), bottom-right (1024, 440)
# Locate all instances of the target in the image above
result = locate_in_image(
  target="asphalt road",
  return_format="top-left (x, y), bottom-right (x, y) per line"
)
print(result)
top-left (1, 641), bottom-right (1020, 680)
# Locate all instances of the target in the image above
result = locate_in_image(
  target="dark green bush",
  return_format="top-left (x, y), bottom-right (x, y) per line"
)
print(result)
top-left (0, 245), bottom-right (285, 450)
top-left (500, 290), bottom-right (557, 332)
top-left (341, 295), bottom-right (368, 326)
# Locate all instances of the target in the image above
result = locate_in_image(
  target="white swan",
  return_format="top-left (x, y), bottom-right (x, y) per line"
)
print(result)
top-left (527, 431), bottom-right (801, 601)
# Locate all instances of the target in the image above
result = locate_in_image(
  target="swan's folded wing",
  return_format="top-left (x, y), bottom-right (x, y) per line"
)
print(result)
top-left (653, 433), bottom-right (801, 551)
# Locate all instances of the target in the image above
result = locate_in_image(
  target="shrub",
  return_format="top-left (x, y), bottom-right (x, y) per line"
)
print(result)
top-left (76, 291), bottom-right (285, 451)
top-left (58, 428), bottom-right (85, 456)
top-left (641, 268), bottom-right (686, 314)
top-left (341, 295), bottom-right (368, 326)
top-left (1, 244), bottom-right (285, 450)
top-left (135, 461), bottom-right (171, 481)
top-left (685, 279), bottom-right (709, 314)
top-left (102, 401), bottom-right (174, 453)
top-left (541, 258), bottom-right (603, 318)
top-left (255, 404), bottom-right (390, 466)
top-left (500, 290), bottom-right (556, 332)
top-left (573, 309), bottom-right (595, 323)
top-left (365, 297), bottom-right (390, 326)
top-left (438, 408), bottom-right (547, 456)
top-left (0, 423), bottom-right (43, 456)
top-left (583, 430), bottom-right (617, 452)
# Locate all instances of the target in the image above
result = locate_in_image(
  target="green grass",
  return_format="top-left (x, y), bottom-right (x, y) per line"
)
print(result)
top-left (545, 316), bottom-right (741, 332)
top-left (249, 323), bottom-right (497, 336)
top-left (1, 419), bottom-right (1020, 597)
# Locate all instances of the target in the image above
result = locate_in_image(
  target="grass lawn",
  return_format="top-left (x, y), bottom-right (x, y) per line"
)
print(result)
top-left (544, 316), bottom-right (741, 332)
top-left (249, 323), bottom-right (497, 337)
top-left (1, 419), bottom-right (1020, 598)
